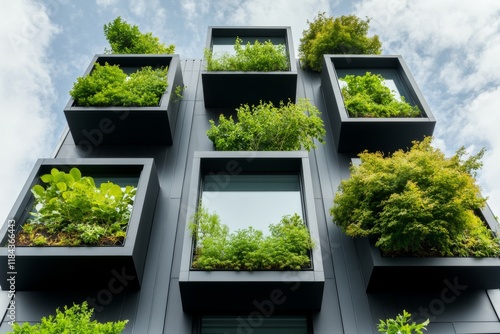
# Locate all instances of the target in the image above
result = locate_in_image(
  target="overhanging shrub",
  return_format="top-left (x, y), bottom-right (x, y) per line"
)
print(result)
top-left (299, 13), bottom-right (382, 72)
top-left (206, 98), bottom-right (325, 151)
top-left (330, 137), bottom-right (500, 257)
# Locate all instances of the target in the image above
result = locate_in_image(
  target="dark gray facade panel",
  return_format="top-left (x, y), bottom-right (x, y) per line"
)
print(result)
top-left (1, 59), bottom-right (500, 334)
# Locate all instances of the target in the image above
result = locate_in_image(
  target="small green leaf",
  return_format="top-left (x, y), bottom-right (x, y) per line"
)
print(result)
top-left (56, 182), bottom-right (67, 192)
top-left (40, 174), bottom-right (53, 183)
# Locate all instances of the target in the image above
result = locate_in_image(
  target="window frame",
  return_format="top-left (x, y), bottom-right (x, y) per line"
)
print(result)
top-left (179, 151), bottom-right (325, 312)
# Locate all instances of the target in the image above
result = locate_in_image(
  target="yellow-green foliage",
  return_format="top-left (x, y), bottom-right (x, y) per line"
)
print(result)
top-left (70, 63), bottom-right (168, 107)
top-left (299, 13), bottom-right (382, 72)
top-left (21, 167), bottom-right (136, 246)
top-left (205, 37), bottom-right (289, 71)
top-left (9, 302), bottom-right (127, 334)
top-left (331, 137), bottom-right (500, 257)
top-left (207, 99), bottom-right (325, 151)
top-left (378, 310), bottom-right (429, 334)
top-left (341, 72), bottom-right (421, 118)
top-left (104, 16), bottom-right (175, 54)
top-left (189, 207), bottom-right (315, 270)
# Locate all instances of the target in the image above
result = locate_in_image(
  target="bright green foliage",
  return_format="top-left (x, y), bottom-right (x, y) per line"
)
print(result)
top-left (330, 137), bottom-right (500, 257)
top-left (19, 167), bottom-right (136, 246)
top-left (103, 16), bottom-right (175, 54)
top-left (189, 207), bottom-right (315, 270)
top-left (341, 72), bottom-right (421, 118)
top-left (378, 310), bottom-right (429, 334)
top-left (9, 301), bottom-right (127, 334)
top-left (299, 13), bottom-right (382, 72)
top-left (206, 99), bottom-right (325, 151)
top-left (70, 63), bottom-right (168, 107)
top-left (205, 37), bottom-right (289, 71)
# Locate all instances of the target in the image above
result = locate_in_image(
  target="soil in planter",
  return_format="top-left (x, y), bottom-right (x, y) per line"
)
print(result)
top-left (15, 224), bottom-right (125, 246)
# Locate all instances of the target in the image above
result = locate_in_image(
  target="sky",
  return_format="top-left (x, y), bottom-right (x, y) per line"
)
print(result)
top-left (1, 0), bottom-right (500, 225)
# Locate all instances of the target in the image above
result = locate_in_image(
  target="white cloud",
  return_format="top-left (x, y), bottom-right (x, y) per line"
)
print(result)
top-left (0, 0), bottom-right (60, 222)
top-left (355, 0), bottom-right (500, 216)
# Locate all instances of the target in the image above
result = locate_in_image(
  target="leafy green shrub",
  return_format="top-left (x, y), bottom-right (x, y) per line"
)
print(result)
top-left (204, 37), bottom-right (289, 71)
top-left (341, 72), bottom-right (421, 117)
top-left (70, 63), bottom-right (168, 107)
top-left (330, 137), bottom-right (500, 257)
top-left (17, 167), bottom-right (136, 246)
top-left (9, 301), bottom-right (127, 333)
top-left (104, 16), bottom-right (175, 54)
top-left (299, 13), bottom-right (382, 72)
top-left (189, 206), bottom-right (315, 270)
top-left (377, 310), bottom-right (429, 334)
top-left (206, 98), bottom-right (325, 151)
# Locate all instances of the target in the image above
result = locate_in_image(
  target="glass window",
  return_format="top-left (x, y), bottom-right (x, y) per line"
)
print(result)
top-left (200, 315), bottom-right (309, 334)
top-left (201, 174), bottom-right (303, 233)
top-left (212, 36), bottom-right (286, 56)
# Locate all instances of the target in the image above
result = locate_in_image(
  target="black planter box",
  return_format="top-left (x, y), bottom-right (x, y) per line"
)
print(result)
top-left (179, 152), bottom-right (324, 312)
top-left (0, 158), bottom-right (159, 291)
top-left (202, 27), bottom-right (297, 108)
top-left (321, 55), bottom-right (436, 154)
top-left (64, 54), bottom-right (183, 146)
top-left (355, 205), bottom-right (500, 292)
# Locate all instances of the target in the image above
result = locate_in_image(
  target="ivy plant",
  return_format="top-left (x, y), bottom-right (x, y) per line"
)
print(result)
top-left (299, 12), bottom-right (382, 72)
top-left (206, 98), bottom-right (325, 151)
top-left (17, 167), bottom-right (136, 246)
top-left (9, 301), bottom-right (127, 333)
top-left (377, 310), bottom-right (429, 334)
top-left (340, 72), bottom-right (421, 118)
top-left (70, 62), bottom-right (168, 107)
top-left (204, 37), bottom-right (289, 71)
top-left (104, 16), bottom-right (175, 54)
top-left (189, 206), bottom-right (315, 270)
top-left (330, 137), bottom-right (500, 257)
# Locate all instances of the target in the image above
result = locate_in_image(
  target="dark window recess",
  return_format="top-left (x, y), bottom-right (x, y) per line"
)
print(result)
top-left (200, 315), bottom-right (309, 334)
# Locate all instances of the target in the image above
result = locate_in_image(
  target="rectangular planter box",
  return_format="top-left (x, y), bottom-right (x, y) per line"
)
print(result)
top-left (202, 27), bottom-right (297, 108)
top-left (355, 205), bottom-right (500, 292)
top-left (64, 54), bottom-right (183, 146)
top-left (0, 158), bottom-right (159, 291)
top-left (321, 55), bottom-right (436, 154)
top-left (179, 151), bottom-right (324, 312)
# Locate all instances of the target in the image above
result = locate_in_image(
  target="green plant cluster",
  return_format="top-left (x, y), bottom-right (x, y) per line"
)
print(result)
top-left (341, 72), bottom-right (421, 118)
top-left (104, 16), bottom-right (175, 54)
top-left (330, 137), bottom-right (500, 257)
top-left (19, 167), bottom-right (136, 246)
top-left (205, 37), bottom-right (289, 71)
top-left (189, 207), bottom-right (315, 270)
top-left (70, 62), bottom-right (168, 107)
top-left (9, 301), bottom-right (127, 334)
top-left (206, 98), bottom-right (325, 151)
top-left (299, 13), bottom-right (382, 72)
top-left (377, 310), bottom-right (429, 334)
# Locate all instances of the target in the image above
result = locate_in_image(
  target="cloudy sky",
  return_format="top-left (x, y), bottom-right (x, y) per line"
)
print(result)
top-left (1, 0), bottom-right (499, 225)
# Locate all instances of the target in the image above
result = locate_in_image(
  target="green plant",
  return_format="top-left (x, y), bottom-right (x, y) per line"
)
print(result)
top-left (189, 206), bottom-right (315, 270)
top-left (70, 62), bottom-right (168, 107)
top-left (9, 301), bottom-right (127, 333)
top-left (330, 137), bottom-right (500, 257)
top-left (299, 12), bottom-right (382, 72)
top-left (377, 310), bottom-right (429, 334)
top-left (17, 167), bottom-right (136, 246)
top-left (174, 84), bottom-right (187, 102)
top-left (206, 98), bottom-right (325, 151)
top-left (204, 37), bottom-right (289, 71)
top-left (104, 16), bottom-right (175, 54)
top-left (341, 72), bottom-right (421, 118)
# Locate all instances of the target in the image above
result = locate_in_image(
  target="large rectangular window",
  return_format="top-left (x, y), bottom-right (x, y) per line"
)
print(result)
top-left (201, 174), bottom-right (303, 233)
